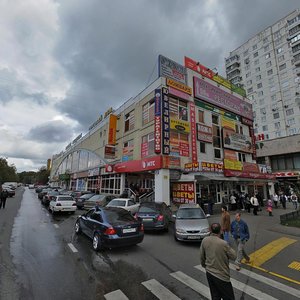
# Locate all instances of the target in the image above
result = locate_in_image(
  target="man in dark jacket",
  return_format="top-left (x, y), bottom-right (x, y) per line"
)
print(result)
top-left (231, 212), bottom-right (250, 270)
top-left (200, 223), bottom-right (236, 300)
top-left (0, 188), bottom-right (9, 209)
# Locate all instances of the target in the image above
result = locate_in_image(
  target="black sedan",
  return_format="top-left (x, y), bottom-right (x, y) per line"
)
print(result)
top-left (135, 202), bottom-right (172, 231)
top-left (74, 207), bottom-right (144, 251)
top-left (76, 193), bottom-right (95, 209)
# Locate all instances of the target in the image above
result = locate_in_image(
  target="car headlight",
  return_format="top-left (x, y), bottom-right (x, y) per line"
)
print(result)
top-left (201, 228), bottom-right (210, 234)
top-left (176, 228), bottom-right (186, 234)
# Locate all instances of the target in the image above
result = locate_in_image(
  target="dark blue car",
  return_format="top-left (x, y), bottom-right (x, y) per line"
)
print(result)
top-left (74, 207), bottom-right (144, 251)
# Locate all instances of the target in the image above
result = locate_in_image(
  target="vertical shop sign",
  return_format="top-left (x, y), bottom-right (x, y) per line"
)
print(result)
top-left (108, 114), bottom-right (117, 145)
top-left (162, 87), bottom-right (170, 155)
top-left (154, 89), bottom-right (162, 154)
top-left (189, 102), bottom-right (197, 162)
top-left (249, 126), bottom-right (256, 159)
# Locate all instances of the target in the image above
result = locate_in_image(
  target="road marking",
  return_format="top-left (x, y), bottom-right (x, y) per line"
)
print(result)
top-left (104, 290), bottom-right (129, 300)
top-left (142, 279), bottom-right (181, 300)
top-left (288, 261), bottom-right (300, 271)
top-left (67, 243), bottom-right (78, 253)
top-left (245, 237), bottom-right (297, 266)
top-left (229, 264), bottom-right (300, 297)
top-left (53, 224), bottom-right (59, 228)
top-left (195, 265), bottom-right (278, 300)
top-left (170, 271), bottom-right (210, 299)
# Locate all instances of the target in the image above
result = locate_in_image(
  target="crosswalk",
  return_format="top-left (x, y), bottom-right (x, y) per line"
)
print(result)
top-left (104, 263), bottom-right (300, 300)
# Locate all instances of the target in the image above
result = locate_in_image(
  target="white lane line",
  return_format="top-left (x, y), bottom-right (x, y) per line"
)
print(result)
top-left (53, 224), bottom-right (59, 228)
top-left (67, 243), bottom-right (78, 253)
top-left (170, 271), bottom-right (210, 299)
top-left (142, 279), bottom-right (181, 300)
top-left (195, 265), bottom-right (278, 300)
top-left (229, 264), bottom-right (300, 298)
top-left (104, 290), bottom-right (129, 300)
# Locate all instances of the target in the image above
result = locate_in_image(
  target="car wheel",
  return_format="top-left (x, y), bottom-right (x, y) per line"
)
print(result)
top-left (92, 233), bottom-right (103, 251)
top-left (75, 221), bottom-right (82, 234)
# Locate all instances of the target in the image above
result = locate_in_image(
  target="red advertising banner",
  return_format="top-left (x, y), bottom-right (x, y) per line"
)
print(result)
top-left (104, 145), bottom-right (116, 159)
top-left (141, 142), bottom-right (149, 158)
top-left (108, 114), bottom-right (117, 145)
top-left (224, 169), bottom-right (275, 179)
top-left (162, 156), bottom-right (181, 169)
top-left (189, 102), bottom-right (198, 163)
top-left (114, 156), bottom-right (162, 173)
top-left (172, 182), bottom-right (195, 204)
top-left (242, 162), bottom-right (259, 173)
top-left (184, 56), bottom-right (214, 79)
top-left (201, 161), bottom-right (223, 173)
top-left (197, 123), bottom-right (213, 143)
top-left (179, 142), bottom-right (189, 157)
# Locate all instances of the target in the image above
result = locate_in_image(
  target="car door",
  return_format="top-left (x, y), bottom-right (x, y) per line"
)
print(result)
top-left (127, 200), bottom-right (140, 214)
top-left (87, 212), bottom-right (104, 237)
top-left (49, 197), bottom-right (57, 210)
top-left (81, 210), bottom-right (94, 237)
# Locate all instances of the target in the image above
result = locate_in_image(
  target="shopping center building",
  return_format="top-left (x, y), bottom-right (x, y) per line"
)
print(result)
top-left (49, 55), bottom-right (274, 206)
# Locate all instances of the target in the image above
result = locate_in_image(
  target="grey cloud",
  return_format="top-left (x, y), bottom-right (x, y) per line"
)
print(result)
top-left (27, 120), bottom-right (73, 143)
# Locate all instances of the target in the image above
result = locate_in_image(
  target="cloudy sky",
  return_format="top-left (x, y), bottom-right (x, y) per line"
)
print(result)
top-left (0, 0), bottom-right (299, 172)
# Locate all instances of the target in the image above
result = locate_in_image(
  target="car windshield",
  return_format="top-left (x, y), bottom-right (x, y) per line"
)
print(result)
top-left (176, 208), bottom-right (205, 219)
top-left (80, 193), bottom-right (94, 199)
top-left (108, 199), bottom-right (126, 207)
top-left (57, 196), bottom-right (73, 201)
top-left (104, 210), bottom-right (134, 223)
top-left (88, 194), bottom-right (106, 202)
top-left (139, 204), bottom-right (159, 213)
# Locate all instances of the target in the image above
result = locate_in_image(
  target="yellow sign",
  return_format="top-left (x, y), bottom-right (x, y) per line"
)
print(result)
top-left (222, 116), bottom-right (236, 130)
top-left (213, 74), bottom-right (232, 90)
top-left (224, 159), bottom-right (243, 171)
top-left (166, 78), bottom-right (192, 95)
top-left (170, 118), bottom-right (190, 133)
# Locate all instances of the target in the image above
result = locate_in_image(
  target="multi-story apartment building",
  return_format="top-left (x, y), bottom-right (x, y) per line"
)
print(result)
top-left (50, 55), bottom-right (274, 207)
top-left (225, 9), bottom-right (300, 191)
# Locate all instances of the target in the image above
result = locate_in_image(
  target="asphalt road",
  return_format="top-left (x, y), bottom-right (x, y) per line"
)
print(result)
top-left (1, 188), bottom-right (299, 300)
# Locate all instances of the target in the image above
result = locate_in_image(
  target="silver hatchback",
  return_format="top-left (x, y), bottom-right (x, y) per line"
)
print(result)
top-left (174, 204), bottom-right (210, 242)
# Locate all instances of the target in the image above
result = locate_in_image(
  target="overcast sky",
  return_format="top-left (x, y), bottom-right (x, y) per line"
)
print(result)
top-left (0, 0), bottom-right (299, 172)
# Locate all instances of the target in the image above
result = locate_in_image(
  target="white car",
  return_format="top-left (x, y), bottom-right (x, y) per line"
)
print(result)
top-left (49, 195), bottom-right (77, 214)
top-left (106, 198), bottom-right (140, 214)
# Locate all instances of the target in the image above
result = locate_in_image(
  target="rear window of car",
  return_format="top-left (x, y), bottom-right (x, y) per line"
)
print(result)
top-left (88, 194), bottom-right (106, 202)
top-left (57, 196), bottom-right (73, 201)
top-left (108, 199), bottom-right (126, 207)
top-left (139, 205), bottom-right (159, 213)
top-left (177, 208), bottom-right (205, 219)
top-left (79, 193), bottom-right (94, 199)
top-left (104, 210), bottom-right (134, 223)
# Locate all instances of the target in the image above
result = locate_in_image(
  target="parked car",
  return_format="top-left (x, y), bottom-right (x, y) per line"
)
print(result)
top-left (174, 204), bottom-right (210, 242)
top-left (35, 185), bottom-right (48, 193)
top-left (135, 202), bottom-right (172, 231)
top-left (74, 207), bottom-right (144, 251)
top-left (3, 187), bottom-right (15, 197)
top-left (28, 184), bottom-right (35, 189)
top-left (106, 198), bottom-right (140, 214)
top-left (49, 195), bottom-right (77, 214)
top-left (38, 188), bottom-right (52, 200)
top-left (76, 193), bottom-right (95, 209)
top-left (84, 194), bottom-right (116, 210)
top-left (42, 190), bottom-right (60, 206)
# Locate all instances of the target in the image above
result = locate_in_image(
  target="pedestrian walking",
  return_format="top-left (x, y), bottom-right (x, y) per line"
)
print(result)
top-left (272, 193), bottom-right (279, 208)
top-left (291, 193), bottom-right (298, 210)
top-left (0, 188), bottom-right (9, 209)
top-left (200, 223), bottom-right (236, 300)
top-left (250, 194), bottom-right (259, 215)
top-left (221, 205), bottom-right (231, 244)
top-left (280, 194), bottom-right (287, 209)
top-left (230, 193), bottom-right (237, 211)
top-left (207, 193), bottom-right (214, 215)
top-left (231, 212), bottom-right (250, 271)
top-left (244, 193), bottom-right (251, 213)
top-left (266, 199), bottom-right (273, 216)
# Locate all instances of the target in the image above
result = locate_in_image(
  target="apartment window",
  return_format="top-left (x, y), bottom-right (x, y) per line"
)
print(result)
top-left (273, 112), bottom-right (280, 119)
top-left (247, 80), bottom-right (252, 85)
top-left (262, 125), bottom-right (268, 131)
top-left (275, 37), bottom-right (283, 46)
top-left (286, 108), bottom-right (294, 116)
top-left (281, 79), bottom-right (289, 88)
top-left (275, 131), bottom-right (281, 138)
top-left (212, 114), bottom-right (219, 125)
top-left (261, 115), bottom-right (266, 122)
top-left (287, 118), bottom-right (295, 125)
top-left (266, 61), bottom-right (272, 68)
top-left (257, 83), bottom-right (262, 89)
top-left (245, 65), bottom-right (250, 70)
top-left (276, 48), bottom-right (282, 54)
top-left (247, 88), bottom-right (253, 94)
top-left (212, 115), bottom-right (221, 159)
top-left (270, 86), bottom-right (276, 93)
top-left (256, 75), bottom-right (261, 81)
top-left (244, 58), bottom-right (250, 64)
top-left (253, 52), bottom-right (258, 58)
top-left (142, 100), bottom-right (154, 126)
top-left (280, 71), bottom-right (287, 79)
top-left (274, 122), bottom-right (281, 129)
top-left (258, 91), bottom-right (264, 96)
top-left (198, 110), bottom-right (204, 123)
top-left (246, 72), bottom-right (251, 78)
top-left (271, 95), bottom-right (277, 101)
top-left (124, 111), bottom-right (135, 132)
top-left (169, 97), bottom-right (188, 121)
top-left (279, 63), bottom-right (286, 71)
top-left (243, 50), bottom-right (249, 56)
top-left (260, 107), bottom-right (266, 114)
top-left (255, 67), bottom-right (260, 72)
top-left (265, 53), bottom-right (270, 59)
top-left (200, 142), bottom-right (206, 153)
top-left (267, 69), bottom-right (273, 76)
top-left (274, 30), bottom-right (280, 39)
top-left (141, 133), bottom-right (154, 157)
top-left (253, 44), bottom-right (257, 50)
top-left (289, 128), bottom-right (297, 135)
top-left (238, 153), bottom-right (246, 162)
top-left (264, 45), bottom-right (269, 52)
top-left (259, 99), bottom-right (265, 106)
top-left (278, 55), bottom-right (285, 62)
top-left (263, 37), bottom-right (268, 44)
top-left (254, 59), bottom-right (259, 65)
top-left (282, 89), bottom-right (291, 98)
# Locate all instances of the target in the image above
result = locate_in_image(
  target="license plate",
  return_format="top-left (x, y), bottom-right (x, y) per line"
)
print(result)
top-left (142, 218), bottom-right (153, 222)
top-left (187, 235), bottom-right (200, 239)
top-left (123, 228), bottom-right (136, 233)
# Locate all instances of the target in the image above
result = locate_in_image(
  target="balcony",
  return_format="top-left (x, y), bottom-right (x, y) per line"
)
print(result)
top-left (227, 69), bottom-right (241, 80)
top-left (225, 54), bottom-right (240, 66)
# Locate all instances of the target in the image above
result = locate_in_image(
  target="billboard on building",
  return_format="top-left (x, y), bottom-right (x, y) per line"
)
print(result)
top-left (196, 123), bottom-right (213, 143)
top-left (159, 55), bottom-right (187, 84)
top-left (171, 182), bottom-right (195, 204)
top-left (223, 128), bottom-right (253, 153)
top-left (108, 114), bottom-right (117, 145)
top-left (166, 78), bottom-right (192, 95)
